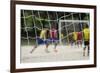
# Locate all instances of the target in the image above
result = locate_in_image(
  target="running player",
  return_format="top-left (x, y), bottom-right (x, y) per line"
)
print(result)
top-left (50, 27), bottom-right (58, 52)
top-left (30, 28), bottom-right (50, 53)
top-left (83, 24), bottom-right (90, 56)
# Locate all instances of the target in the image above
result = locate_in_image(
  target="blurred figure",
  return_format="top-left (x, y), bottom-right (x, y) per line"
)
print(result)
top-left (83, 24), bottom-right (90, 56)
top-left (50, 27), bottom-right (58, 52)
top-left (72, 31), bottom-right (77, 47)
top-left (30, 28), bottom-right (50, 53)
top-left (77, 31), bottom-right (82, 48)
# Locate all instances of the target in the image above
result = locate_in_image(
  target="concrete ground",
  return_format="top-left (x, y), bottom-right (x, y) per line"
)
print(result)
top-left (21, 45), bottom-right (89, 63)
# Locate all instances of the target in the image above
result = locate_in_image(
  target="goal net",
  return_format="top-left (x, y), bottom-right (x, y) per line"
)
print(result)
top-left (21, 10), bottom-right (90, 46)
top-left (59, 20), bottom-right (89, 44)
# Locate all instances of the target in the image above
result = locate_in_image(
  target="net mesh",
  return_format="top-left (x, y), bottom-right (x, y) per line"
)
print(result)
top-left (21, 10), bottom-right (89, 45)
top-left (59, 20), bottom-right (89, 44)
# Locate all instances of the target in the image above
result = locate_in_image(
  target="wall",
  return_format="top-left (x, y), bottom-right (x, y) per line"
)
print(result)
top-left (0, 0), bottom-right (100, 73)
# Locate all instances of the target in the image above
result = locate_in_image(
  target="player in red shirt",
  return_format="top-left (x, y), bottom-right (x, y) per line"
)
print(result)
top-left (77, 31), bottom-right (82, 47)
top-left (50, 28), bottom-right (57, 39)
top-left (50, 27), bottom-right (58, 52)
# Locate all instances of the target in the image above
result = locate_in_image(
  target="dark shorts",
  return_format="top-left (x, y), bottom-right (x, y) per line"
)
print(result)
top-left (37, 38), bottom-right (49, 45)
top-left (36, 38), bottom-right (58, 45)
top-left (84, 41), bottom-right (89, 45)
top-left (49, 38), bottom-right (59, 43)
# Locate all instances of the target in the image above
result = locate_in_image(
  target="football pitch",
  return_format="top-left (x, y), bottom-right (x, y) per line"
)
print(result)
top-left (21, 45), bottom-right (89, 63)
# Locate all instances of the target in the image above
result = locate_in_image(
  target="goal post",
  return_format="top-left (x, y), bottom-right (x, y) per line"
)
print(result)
top-left (59, 20), bottom-right (89, 44)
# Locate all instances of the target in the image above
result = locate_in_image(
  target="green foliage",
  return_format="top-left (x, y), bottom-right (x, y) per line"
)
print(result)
top-left (25, 16), bottom-right (33, 27)
top-left (21, 10), bottom-right (90, 38)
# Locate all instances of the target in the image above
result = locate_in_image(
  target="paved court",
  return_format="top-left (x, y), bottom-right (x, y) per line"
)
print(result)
top-left (21, 45), bottom-right (89, 63)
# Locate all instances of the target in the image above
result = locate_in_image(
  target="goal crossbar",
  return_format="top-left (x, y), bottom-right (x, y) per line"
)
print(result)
top-left (59, 20), bottom-right (89, 23)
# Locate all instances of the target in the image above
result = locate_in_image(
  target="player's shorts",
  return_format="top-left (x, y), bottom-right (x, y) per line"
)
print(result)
top-left (84, 41), bottom-right (89, 45)
top-left (49, 38), bottom-right (59, 43)
top-left (77, 40), bottom-right (82, 43)
top-left (36, 38), bottom-right (49, 45)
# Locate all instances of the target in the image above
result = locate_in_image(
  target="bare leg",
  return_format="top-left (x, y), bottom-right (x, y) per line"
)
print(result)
top-left (30, 45), bottom-right (37, 53)
top-left (77, 41), bottom-right (79, 48)
top-left (54, 42), bottom-right (58, 52)
top-left (78, 40), bottom-right (82, 48)
top-left (71, 40), bottom-right (73, 47)
top-left (75, 40), bottom-right (77, 47)
top-left (45, 43), bottom-right (50, 53)
top-left (83, 46), bottom-right (86, 56)
top-left (88, 45), bottom-right (90, 56)
top-left (80, 40), bottom-right (82, 48)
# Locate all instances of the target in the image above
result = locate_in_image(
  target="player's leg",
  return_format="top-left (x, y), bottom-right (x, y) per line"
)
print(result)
top-left (74, 40), bottom-right (77, 47)
top-left (45, 44), bottom-right (50, 53)
top-left (83, 41), bottom-right (86, 56)
top-left (70, 38), bottom-right (74, 47)
top-left (52, 38), bottom-right (58, 52)
top-left (83, 46), bottom-right (86, 56)
top-left (54, 41), bottom-right (58, 52)
top-left (30, 38), bottom-right (42, 53)
top-left (30, 38), bottom-right (38, 53)
top-left (87, 41), bottom-right (90, 56)
top-left (80, 40), bottom-right (82, 47)
top-left (30, 44), bottom-right (38, 53)
top-left (87, 45), bottom-right (89, 56)
top-left (78, 40), bottom-right (82, 48)
top-left (45, 39), bottom-right (50, 53)
top-left (77, 40), bottom-right (79, 48)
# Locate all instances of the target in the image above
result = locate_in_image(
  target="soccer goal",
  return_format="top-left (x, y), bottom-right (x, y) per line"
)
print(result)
top-left (21, 9), bottom-right (90, 47)
top-left (58, 20), bottom-right (89, 44)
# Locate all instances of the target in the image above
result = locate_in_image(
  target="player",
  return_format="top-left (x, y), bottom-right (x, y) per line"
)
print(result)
top-left (45, 28), bottom-right (50, 53)
top-left (30, 28), bottom-right (50, 53)
top-left (77, 31), bottom-right (82, 47)
top-left (83, 24), bottom-right (90, 56)
top-left (50, 27), bottom-right (58, 52)
top-left (72, 31), bottom-right (77, 47)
